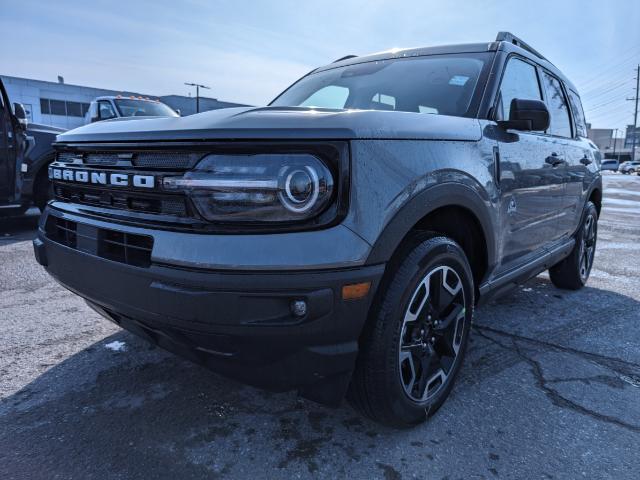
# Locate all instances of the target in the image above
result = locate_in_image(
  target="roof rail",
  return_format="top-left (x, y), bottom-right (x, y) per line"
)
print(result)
top-left (495, 32), bottom-right (547, 61)
top-left (333, 55), bottom-right (357, 63)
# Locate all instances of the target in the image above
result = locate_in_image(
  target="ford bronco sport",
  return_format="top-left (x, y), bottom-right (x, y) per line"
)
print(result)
top-left (34, 32), bottom-right (602, 427)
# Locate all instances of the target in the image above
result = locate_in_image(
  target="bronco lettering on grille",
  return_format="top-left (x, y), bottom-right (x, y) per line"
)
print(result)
top-left (48, 167), bottom-right (155, 189)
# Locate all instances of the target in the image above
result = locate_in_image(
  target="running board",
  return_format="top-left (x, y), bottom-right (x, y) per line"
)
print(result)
top-left (479, 239), bottom-right (575, 300)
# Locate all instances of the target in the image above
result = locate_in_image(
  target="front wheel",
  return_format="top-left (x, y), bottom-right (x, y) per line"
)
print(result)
top-left (549, 201), bottom-right (598, 290)
top-left (348, 234), bottom-right (474, 427)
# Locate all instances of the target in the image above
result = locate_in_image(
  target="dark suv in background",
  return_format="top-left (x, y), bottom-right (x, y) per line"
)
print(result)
top-left (35, 32), bottom-right (601, 427)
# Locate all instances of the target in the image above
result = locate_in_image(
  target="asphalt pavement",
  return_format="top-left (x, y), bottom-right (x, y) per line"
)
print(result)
top-left (1, 173), bottom-right (639, 479)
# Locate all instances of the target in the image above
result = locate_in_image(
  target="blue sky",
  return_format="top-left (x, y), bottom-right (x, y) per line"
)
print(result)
top-left (1, 0), bottom-right (639, 133)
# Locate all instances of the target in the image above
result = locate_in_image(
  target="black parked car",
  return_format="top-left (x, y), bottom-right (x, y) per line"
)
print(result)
top-left (35, 32), bottom-right (601, 427)
top-left (0, 78), bottom-right (63, 215)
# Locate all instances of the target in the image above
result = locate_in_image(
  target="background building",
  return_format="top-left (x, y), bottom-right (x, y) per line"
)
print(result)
top-left (1, 75), bottom-right (249, 130)
top-left (587, 126), bottom-right (613, 152)
top-left (587, 124), bottom-right (632, 162)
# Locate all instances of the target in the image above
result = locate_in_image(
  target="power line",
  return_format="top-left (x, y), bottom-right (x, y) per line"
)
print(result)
top-left (583, 80), bottom-right (632, 100)
top-left (577, 46), bottom-right (640, 88)
top-left (587, 97), bottom-right (629, 112)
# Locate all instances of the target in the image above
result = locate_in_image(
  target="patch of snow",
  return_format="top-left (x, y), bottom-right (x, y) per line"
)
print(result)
top-left (605, 188), bottom-right (640, 197)
top-left (105, 340), bottom-right (127, 352)
top-left (522, 287), bottom-right (533, 292)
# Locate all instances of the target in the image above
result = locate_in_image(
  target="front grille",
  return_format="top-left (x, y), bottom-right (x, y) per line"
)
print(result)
top-left (99, 229), bottom-right (154, 267)
top-left (57, 151), bottom-right (204, 169)
top-left (133, 152), bottom-right (202, 169)
top-left (57, 152), bottom-right (82, 164)
top-left (46, 217), bottom-right (77, 248)
top-left (84, 153), bottom-right (119, 166)
top-left (45, 216), bottom-right (153, 267)
top-left (54, 185), bottom-right (188, 217)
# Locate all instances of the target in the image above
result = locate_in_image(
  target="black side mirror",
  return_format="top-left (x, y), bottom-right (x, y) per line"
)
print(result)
top-left (498, 98), bottom-right (549, 132)
top-left (13, 102), bottom-right (28, 129)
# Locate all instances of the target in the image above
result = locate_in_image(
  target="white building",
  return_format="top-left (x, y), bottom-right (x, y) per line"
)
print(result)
top-left (1, 75), bottom-right (248, 130)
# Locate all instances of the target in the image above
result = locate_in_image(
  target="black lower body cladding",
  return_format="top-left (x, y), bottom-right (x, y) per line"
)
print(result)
top-left (34, 209), bottom-right (385, 406)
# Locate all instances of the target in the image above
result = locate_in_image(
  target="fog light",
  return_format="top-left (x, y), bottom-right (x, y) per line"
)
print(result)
top-left (291, 299), bottom-right (307, 317)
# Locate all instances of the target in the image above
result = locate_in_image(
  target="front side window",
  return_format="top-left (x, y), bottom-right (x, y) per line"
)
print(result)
top-left (568, 90), bottom-right (587, 138)
top-left (98, 101), bottom-right (116, 120)
top-left (542, 72), bottom-right (572, 138)
top-left (272, 54), bottom-right (489, 117)
top-left (496, 58), bottom-right (542, 122)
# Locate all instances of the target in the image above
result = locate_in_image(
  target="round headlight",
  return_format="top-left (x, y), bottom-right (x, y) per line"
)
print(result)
top-left (280, 166), bottom-right (320, 213)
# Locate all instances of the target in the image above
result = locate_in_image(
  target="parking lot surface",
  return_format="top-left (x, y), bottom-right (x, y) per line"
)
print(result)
top-left (1, 173), bottom-right (639, 479)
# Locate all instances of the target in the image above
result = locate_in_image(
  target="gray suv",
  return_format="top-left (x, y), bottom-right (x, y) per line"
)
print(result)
top-left (34, 32), bottom-right (602, 427)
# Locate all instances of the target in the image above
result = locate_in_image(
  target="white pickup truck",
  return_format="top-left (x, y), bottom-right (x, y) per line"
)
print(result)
top-left (85, 96), bottom-right (179, 124)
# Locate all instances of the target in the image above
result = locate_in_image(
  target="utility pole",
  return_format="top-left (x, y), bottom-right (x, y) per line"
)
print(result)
top-left (184, 82), bottom-right (211, 113)
top-left (628, 65), bottom-right (640, 162)
top-left (612, 128), bottom-right (618, 159)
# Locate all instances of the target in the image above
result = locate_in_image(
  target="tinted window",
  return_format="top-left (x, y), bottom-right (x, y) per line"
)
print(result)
top-left (66, 101), bottom-right (82, 117)
top-left (542, 72), bottom-right (572, 138)
top-left (496, 58), bottom-right (542, 122)
top-left (272, 54), bottom-right (488, 117)
top-left (50, 99), bottom-right (66, 116)
top-left (568, 90), bottom-right (587, 138)
top-left (40, 98), bottom-right (50, 114)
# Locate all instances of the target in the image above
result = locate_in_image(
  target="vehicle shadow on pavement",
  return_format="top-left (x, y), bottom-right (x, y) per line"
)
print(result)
top-left (0, 209), bottom-right (40, 246)
top-left (1, 277), bottom-right (639, 479)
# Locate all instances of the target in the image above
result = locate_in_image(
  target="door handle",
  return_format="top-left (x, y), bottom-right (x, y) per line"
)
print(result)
top-left (580, 156), bottom-right (592, 165)
top-left (545, 153), bottom-right (566, 167)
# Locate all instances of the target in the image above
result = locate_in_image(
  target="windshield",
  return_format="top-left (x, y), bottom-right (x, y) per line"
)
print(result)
top-left (271, 54), bottom-right (488, 117)
top-left (114, 99), bottom-right (178, 118)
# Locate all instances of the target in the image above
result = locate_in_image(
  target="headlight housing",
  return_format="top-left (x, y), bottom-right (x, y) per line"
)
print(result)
top-left (163, 153), bottom-right (335, 223)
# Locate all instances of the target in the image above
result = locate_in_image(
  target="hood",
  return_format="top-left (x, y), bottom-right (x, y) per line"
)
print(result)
top-left (56, 106), bottom-right (482, 143)
top-left (27, 123), bottom-right (67, 136)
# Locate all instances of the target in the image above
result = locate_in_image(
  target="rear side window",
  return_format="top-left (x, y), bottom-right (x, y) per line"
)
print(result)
top-left (496, 58), bottom-right (542, 122)
top-left (568, 90), bottom-right (587, 138)
top-left (541, 72), bottom-right (572, 138)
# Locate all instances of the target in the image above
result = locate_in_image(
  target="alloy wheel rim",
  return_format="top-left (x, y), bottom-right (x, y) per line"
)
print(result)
top-left (398, 265), bottom-right (466, 402)
top-left (579, 213), bottom-right (596, 282)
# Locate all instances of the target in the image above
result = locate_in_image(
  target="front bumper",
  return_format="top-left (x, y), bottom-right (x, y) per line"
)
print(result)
top-left (34, 207), bottom-right (385, 405)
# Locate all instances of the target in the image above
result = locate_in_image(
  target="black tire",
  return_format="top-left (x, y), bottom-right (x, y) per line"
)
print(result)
top-left (549, 201), bottom-right (598, 290)
top-left (348, 233), bottom-right (474, 427)
top-left (34, 168), bottom-right (54, 213)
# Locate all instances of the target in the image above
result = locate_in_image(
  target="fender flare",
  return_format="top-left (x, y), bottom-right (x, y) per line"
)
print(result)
top-left (365, 182), bottom-right (497, 270)
top-left (584, 175), bottom-right (603, 215)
